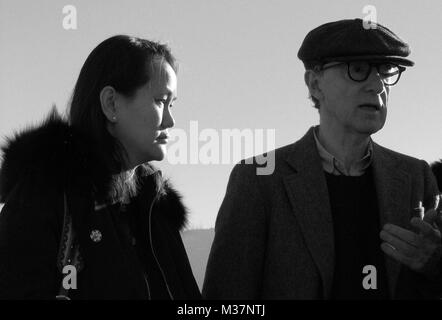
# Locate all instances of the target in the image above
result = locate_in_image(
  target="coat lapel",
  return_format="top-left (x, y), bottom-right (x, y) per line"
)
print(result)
top-left (371, 143), bottom-right (411, 298)
top-left (283, 127), bottom-right (335, 299)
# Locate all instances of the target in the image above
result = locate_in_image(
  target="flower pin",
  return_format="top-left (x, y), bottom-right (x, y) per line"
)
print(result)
top-left (90, 229), bottom-right (102, 242)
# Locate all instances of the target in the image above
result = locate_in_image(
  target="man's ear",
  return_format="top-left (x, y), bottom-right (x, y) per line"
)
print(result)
top-left (304, 70), bottom-right (323, 102)
top-left (100, 86), bottom-right (118, 123)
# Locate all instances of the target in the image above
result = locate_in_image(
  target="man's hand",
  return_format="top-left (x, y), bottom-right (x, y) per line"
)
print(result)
top-left (380, 208), bottom-right (442, 278)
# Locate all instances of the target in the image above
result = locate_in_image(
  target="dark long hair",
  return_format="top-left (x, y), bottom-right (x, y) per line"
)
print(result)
top-left (68, 35), bottom-right (177, 201)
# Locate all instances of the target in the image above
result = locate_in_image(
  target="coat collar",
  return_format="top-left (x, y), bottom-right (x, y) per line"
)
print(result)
top-left (283, 127), bottom-right (412, 298)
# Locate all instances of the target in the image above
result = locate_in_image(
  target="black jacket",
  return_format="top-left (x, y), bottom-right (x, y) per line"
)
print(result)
top-left (432, 160), bottom-right (442, 193)
top-left (0, 110), bottom-right (201, 299)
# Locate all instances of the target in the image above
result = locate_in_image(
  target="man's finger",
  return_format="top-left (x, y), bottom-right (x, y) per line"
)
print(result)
top-left (380, 242), bottom-right (414, 268)
top-left (410, 217), bottom-right (438, 238)
top-left (423, 208), bottom-right (438, 224)
top-left (382, 224), bottom-right (419, 247)
top-left (380, 230), bottom-right (417, 256)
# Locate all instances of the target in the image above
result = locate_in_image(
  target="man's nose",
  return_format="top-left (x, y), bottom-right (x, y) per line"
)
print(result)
top-left (365, 68), bottom-right (385, 94)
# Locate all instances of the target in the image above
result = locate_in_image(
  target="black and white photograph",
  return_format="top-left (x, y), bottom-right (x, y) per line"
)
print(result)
top-left (0, 0), bottom-right (441, 310)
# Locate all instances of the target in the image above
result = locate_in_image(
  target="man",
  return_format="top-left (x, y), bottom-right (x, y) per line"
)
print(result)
top-left (433, 161), bottom-right (442, 192)
top-left (203, 18), bottom-right (442, 299)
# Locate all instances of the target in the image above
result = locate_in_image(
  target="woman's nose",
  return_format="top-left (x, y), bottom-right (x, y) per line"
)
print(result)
top-left (162, 106), bottom-right (175, 129)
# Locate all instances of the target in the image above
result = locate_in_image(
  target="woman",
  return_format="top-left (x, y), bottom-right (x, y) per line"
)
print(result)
top-left (0, 35), bottom-right (201, 299)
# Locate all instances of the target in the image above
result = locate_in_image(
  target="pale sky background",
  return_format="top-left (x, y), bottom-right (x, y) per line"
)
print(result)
top-left (1, 0), bottom-right (441, 229)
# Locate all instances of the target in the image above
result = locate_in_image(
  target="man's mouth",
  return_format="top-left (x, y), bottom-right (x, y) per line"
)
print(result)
top-left (358, 103), bottom-right (381, 111)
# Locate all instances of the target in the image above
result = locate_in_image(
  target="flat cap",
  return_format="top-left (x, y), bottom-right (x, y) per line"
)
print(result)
top-left (298, 18), bottom-right (414, 69)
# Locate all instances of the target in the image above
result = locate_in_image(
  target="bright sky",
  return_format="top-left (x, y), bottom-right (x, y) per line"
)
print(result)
top-left (1, 0), bottom-right (441, 229)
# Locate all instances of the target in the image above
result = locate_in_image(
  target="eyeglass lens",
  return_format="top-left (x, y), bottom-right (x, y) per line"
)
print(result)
top-left (348, 61), bottom-right (401, 85)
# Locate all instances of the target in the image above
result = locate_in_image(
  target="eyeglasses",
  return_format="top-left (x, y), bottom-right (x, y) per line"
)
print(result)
top-left (321, 61), bottom-right (406, 86)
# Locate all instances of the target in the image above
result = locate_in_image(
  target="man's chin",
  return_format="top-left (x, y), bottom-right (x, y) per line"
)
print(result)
top-left (355, 115), bottom-right (386, 134)
top-left (357, 123), bottom-right (385, 136)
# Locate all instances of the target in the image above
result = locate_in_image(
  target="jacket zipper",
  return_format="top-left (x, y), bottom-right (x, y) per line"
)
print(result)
top-left (148, 189), bottom-right (174, 300)
top-left (118, 201), bottom-right (152, 300)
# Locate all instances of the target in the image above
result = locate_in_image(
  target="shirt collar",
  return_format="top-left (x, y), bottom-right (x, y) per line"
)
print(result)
top-left (313, 126), bottom-right (373, 176)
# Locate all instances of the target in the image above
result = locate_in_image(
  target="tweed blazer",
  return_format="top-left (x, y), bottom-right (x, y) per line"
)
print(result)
top-left (203, 127), bottom-right (440, 299)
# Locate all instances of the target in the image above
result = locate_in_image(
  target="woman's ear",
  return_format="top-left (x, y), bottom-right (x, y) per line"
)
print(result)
top-left (100, 86), bottom-right (118, 123)
top-left (304, 70), bottom-right (323, 102)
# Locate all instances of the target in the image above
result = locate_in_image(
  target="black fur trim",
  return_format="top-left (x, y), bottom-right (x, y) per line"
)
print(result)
top-left (0, 108), bottom-right (189, 230)
top-left (0, 107), bottom-right (69, 202)
top-left (157, 179), bottom-right (189, 231)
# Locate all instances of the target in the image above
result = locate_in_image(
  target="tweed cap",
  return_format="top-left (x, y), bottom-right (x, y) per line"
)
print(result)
top-left (298, 18), bottom-right (414, 69)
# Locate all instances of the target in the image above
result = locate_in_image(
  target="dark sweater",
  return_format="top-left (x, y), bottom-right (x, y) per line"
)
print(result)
top-left (325, 168), bottom-right (389, 299)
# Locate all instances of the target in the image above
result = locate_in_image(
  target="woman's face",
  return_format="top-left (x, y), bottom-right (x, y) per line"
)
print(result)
top-left (112, 58), bottom-right (177, 168)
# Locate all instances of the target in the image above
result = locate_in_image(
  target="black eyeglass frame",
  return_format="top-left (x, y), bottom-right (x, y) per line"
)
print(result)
top-left (320, 61), bottom-right (406, 86)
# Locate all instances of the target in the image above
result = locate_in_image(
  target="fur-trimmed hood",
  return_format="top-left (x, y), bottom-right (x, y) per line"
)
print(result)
top-left (0, 108), bottom-right (189, 230)
top-left (432, 160), bottom-right (442, 193)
